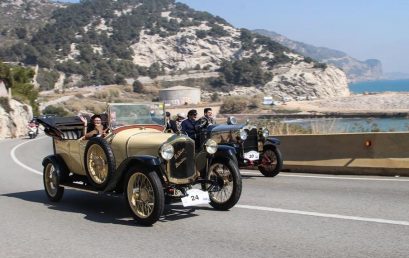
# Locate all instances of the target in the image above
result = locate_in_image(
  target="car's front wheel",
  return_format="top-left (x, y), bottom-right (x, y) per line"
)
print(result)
top-left (207, 158), bottom-right (242, 210)
top-left (43, 159), bottom-right (65, 202)
top-left (258, 146), bottom-right (283, 177)
top-left (124, 167), bottom-right (165, 226)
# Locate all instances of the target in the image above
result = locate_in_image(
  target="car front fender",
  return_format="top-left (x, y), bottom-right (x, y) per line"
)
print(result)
top-left (104, 155), bottom-right (163, 192)
top-left (213, 145), bottom-right (238, 165)
top-left (265, 137), bottom-right (281, 146)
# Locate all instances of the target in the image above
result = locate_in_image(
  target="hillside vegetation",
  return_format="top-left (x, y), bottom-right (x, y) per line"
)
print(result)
top-left (0, 0), bottom-right (294, 87)
top-left (0, 60), bottom-right (38, 114)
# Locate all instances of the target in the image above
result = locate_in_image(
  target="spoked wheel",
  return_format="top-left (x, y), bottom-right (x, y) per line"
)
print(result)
top-left (43, 160), bottom-right (64, 202)
top-left (84, 138), bottom-right (115, 190)
top-left (124, 168), bottom-right (164, 226)
top-left (207, 158), bottom-right (242, 210)
top-left (258, 147), bottom-right (283, 177)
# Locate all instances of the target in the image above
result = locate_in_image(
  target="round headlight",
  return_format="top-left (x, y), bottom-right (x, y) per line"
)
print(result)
top-left (240, 129), bottom-right (248, 140)
top-left (160, 143), bottom-right (174, 160)
top-left (227, 116), bottom-right (237, 125)
top-left (205, 139), bottom-right (218, 154)
top-left (262, 128), bottom-right (269, 138)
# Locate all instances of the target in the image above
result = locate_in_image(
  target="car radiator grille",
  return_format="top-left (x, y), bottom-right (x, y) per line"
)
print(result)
top-left (243, 128), bottom-right (258, 153)
top-left (168, 140), bottom-right (195, 180)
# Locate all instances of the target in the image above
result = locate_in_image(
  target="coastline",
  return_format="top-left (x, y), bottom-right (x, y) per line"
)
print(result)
top-left (275, 92), bottom-right (409, 117)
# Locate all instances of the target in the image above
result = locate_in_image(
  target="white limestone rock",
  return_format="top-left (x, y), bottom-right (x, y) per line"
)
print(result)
top-left (0, 99), bottom-right (32, 139)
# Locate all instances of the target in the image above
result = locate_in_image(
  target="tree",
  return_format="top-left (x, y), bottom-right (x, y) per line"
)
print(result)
top-left (148, 62), bottom-right (163, 79)
top-left (210, 92), bottom-right (219, 102)
top-left (132, 80), bottom-right (144, 93)
top-left (43, 105), bottom-right (68, 116)
top-left (220, 97), bottom-right (247, 114)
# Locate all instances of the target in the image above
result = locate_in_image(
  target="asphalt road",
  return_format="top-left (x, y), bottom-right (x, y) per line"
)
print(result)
top-left (1, 136), bottom-right (409, 258)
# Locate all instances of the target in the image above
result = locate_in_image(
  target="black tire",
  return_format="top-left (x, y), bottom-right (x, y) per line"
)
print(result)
top-left (124, 166), bottom-right (165, 226)
top-left (84, 137), bottom-right (115, 190)
top-left (29, 134), bottom-right (33, 139)
top-left (258, 146), bottom-right (283, 177)
top-left (208, 157), bottom-right (242, 210)
top-left (43, 158), bottom-right (65, 202)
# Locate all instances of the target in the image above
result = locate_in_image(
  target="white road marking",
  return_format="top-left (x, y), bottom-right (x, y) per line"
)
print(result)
top-left (241, 171), bottom-right (409, 182)
top-left (10, 137), bottom-right (45, 176)
top-left (236, 204), bottom-right (409, 226)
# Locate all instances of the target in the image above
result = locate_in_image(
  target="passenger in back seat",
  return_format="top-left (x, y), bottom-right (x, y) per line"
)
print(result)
top-left (80, 114), bottom-right (108, 140)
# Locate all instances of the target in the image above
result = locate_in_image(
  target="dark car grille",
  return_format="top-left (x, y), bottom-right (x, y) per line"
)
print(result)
top-left (168, 140), bottom-right (195, 180)
top-left (243, 128), bottom-right (258, 153)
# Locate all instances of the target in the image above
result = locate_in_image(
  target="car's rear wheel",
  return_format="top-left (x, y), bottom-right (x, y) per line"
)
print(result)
top-left (207, 158), bottom-right (242, 210)
top-left (258, 146), bottom-right (283, 177)
top-left (84, 137), bottom-right (115, 190)
top-left (124, 167), bottom-right (164, 226)
top-left (43, 159), bottom-right (64, 202)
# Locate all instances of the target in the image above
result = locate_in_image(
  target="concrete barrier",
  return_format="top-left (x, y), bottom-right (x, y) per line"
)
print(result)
top-left (276, 132), bottom-right (409, 176)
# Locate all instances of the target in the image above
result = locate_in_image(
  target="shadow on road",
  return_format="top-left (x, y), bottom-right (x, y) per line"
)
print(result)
top-left (1, 189), bottom-right (207, 226)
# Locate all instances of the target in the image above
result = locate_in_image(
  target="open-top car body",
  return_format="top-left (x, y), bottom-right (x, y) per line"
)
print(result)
top-left (196, 117), bottom-right (283, 177)
top-left (38, 103), bottom-right (242, 225)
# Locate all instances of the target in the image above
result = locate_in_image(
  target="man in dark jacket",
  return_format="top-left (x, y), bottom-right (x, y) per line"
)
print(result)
top-left (165, 112), bottom-right (178, 133)
top-left (199, 107), bottom-right (215, 126)
top-left (181, 109), bottom-right (197, 139)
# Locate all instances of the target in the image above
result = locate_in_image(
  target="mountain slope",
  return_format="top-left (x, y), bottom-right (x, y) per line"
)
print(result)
top-left (0, 0), bottom-right (64, 48)
top-left (253, 29), bottom-right (382, 82)
top-left (0, 0), bottom-right (349, 99)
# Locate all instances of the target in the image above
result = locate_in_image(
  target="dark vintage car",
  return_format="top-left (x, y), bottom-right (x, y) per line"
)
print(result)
top-left (196, 117), bottom-right (283, 177)
top-left (37, 103), bottom-right (242, 225)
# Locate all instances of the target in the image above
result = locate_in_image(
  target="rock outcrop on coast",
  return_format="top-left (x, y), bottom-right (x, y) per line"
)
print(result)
top-left (254, 29), bottom-right (383, 83)
top-left (264, 62), bottom-right (349, 99)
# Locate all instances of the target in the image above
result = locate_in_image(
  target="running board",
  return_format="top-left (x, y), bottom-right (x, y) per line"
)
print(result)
top-left (60, 182), bottom-right (121, 197)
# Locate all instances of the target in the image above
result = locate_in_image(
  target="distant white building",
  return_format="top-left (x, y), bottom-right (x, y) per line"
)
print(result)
top-left (262, 96), bottom-right (273, 105)
top-left (159, 86), bottom-right (201, 105)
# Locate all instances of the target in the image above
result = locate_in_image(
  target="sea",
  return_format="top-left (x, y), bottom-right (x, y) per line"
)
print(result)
top-left (283, 79), bottom-right (409, 133)
top-left (349, 79), bottom-right (409, 93)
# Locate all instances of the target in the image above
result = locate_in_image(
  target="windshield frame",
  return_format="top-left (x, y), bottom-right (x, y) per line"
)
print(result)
top-left (107, 103), bottom-right (165, 129)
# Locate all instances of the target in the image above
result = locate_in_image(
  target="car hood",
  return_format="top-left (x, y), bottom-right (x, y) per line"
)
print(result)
top-left (206, 124), bottom-right (245, 133)
top-left (205, 124), bottom-right (245, 144)
top-left (110, 128), bottom-right (174, 164)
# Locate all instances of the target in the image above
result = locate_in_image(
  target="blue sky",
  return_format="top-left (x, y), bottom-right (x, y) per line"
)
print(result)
top-left (58, 0), bottom-right (409, 74)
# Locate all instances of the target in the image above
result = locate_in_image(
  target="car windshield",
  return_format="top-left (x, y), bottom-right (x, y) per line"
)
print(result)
top-left (108, 103), bottom-right (165, 128)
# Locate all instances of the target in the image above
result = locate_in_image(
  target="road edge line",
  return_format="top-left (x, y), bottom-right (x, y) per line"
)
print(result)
top-left (10, 137), bottom-right (45, 176)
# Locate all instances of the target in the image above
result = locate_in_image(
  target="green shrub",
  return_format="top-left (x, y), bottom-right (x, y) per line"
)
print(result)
top-left (210, 92), bottom-right (219, 102)
top-left (132, 80), bottom-right (144, 93)
top-left (220, 97), bottom-right (247, 113)
top-left (37, 69), bottom-right (60, 91)
top-left (43, 105), bottom-right (68, 116)
top-left (75, 93), bottom-right (84, 98)
top-left (313, 62), bottom-right (328, 70)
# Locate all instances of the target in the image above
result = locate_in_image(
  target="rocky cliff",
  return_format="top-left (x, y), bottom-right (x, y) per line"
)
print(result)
top-left (129, 24), bottom-right (349, 99)
top-left (254, 29), bottom-right (383, 82)
top-left (0, 98), bottom-right (32, 139)
top-left (264, 62), bottom-right (349, 99)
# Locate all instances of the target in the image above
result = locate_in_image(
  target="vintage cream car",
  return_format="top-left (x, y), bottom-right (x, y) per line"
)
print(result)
top-left (38, 103), bottom-right (242, 225)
